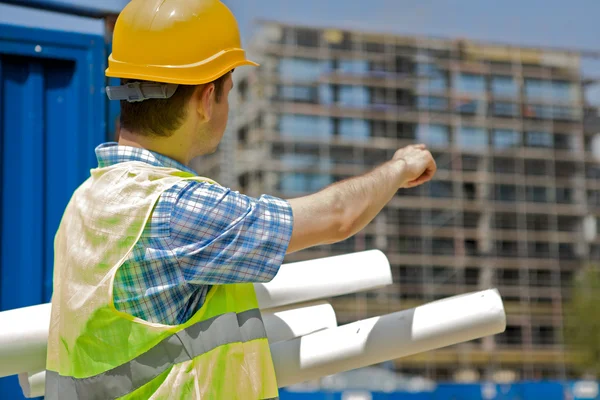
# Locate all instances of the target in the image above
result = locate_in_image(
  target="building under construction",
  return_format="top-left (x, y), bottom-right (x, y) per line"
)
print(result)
top-left (194, 21), bottom-right (600, 383)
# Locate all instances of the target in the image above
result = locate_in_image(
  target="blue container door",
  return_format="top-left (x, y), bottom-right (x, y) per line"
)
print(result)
top-left (0, 24), bottom-right (107, 399)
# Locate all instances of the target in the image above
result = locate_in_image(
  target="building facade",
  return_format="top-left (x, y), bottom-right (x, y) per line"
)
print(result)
top-left (195, 21), bottom-right (600, 383)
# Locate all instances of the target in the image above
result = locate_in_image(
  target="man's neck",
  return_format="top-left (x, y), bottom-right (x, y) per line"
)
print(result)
top-left (118, 129), bottom-right (191, 166)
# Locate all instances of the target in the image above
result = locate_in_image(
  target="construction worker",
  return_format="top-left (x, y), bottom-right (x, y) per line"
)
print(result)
top-left (44, 0), bottom-right (437, 399)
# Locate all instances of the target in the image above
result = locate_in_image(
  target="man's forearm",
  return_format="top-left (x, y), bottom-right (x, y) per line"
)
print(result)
top-left (326, 159), bottom-right (406, 240)
top-left (286, 159), bottom-right (406, 253)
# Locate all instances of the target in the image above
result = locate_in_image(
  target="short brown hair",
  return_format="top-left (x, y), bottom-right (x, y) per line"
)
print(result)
top-left (119, 74), bottom-right (228, 137)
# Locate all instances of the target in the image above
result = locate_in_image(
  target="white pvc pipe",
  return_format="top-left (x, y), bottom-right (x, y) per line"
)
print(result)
top-left (18, 370), bottom-right (45, 399)
top-left (256, 250), bottom-right (392, 309)
top-left (271, 289), bottom-right (506, 388)
top-left (0, 250), bottom-right (389, 378)
top-left (262, 301), bottom-right (337, 344)
top-left (0, 301), bottom-right (336, 379)
top-left (17, 301), bottom-right (339, 398)
top-left (0, 303), bottom-right (51, 378)
top-left (17, 289), bottom-right (505, 397)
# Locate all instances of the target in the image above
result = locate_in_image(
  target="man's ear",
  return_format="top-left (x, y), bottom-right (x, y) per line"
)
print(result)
top-left (196, 83), bottom-right (215, 121)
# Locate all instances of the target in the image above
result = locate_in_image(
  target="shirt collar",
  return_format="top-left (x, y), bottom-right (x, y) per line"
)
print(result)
top-left (95, 142), bottom-right (198, 176)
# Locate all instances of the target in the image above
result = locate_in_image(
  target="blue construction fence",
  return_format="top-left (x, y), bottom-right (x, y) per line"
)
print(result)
top-left (0, 2), bottom-right (124, 398)
top-left (280, 381), bottom-right (600, 400)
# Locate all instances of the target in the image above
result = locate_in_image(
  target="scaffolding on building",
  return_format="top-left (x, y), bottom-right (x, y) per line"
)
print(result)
top-left (193, 20), bottom-right (600, 383)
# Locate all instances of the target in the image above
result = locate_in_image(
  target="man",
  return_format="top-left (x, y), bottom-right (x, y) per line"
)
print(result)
top-left (45, 0), bottom-right (437, 399)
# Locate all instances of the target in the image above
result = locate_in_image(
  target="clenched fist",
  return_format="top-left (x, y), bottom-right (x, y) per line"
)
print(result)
top-left (392, 144), bottom-right (437, 188)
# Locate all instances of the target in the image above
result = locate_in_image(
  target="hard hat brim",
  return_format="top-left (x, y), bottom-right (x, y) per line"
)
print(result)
top-left (105, 53), bottom-right (259, 85)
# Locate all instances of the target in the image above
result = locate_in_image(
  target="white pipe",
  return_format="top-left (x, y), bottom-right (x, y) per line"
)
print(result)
top-left (17, 301), bottom-right (339, 398)
top-left (271, 289), bottom-right (506, 388)
top-left (18, 371), bottom-right (45, 399)
top-left (263, 301), bottom-right (337, 344)
top-left (0, 250), bottom-right (390, 378)
top-left (256, 250), bottom-right (392, 309)
top-left (0, 301), bottom-right (336, 379)
top-left (17, 289), bottom-right (505, 397)
top-left (0, 303), bottom-right (51, 378)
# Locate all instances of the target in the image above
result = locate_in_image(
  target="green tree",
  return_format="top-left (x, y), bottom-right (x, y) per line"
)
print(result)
top-left (564, 264), bottom-right (600, 377)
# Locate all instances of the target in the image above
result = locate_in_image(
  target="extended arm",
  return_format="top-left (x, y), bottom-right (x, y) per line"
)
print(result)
top-left (286, 144), bottom-right (436, 254)
top-left (169, 144), bottom-right (435, 284)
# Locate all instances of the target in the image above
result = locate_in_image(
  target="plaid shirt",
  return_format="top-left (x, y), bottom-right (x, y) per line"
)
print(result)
top-left (95, 143), bottom-right (294, 325)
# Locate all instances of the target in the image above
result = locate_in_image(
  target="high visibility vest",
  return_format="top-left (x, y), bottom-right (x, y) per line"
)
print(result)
top-left (45, 161), bottom-right (279, 399)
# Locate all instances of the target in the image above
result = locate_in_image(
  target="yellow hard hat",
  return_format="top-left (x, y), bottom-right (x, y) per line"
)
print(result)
top-left (105, 0), bottom-right (258, 85)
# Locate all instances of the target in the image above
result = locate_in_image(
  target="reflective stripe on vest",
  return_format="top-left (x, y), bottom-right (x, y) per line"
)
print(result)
top-left (46, 308), bottom-right (268, 400)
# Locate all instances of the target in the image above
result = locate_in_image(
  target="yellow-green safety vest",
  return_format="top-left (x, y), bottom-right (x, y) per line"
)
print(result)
top-left (45, 160), bottom-right (279, 399)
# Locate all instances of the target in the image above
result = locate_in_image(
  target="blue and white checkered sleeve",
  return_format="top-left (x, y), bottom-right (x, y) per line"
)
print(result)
top-left (168, 181), bottom-right (294, 285)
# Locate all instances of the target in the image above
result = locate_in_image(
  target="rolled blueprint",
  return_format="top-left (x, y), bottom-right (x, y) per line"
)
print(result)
top-left (0, 303), bottom-right (51, 378)
top-left (271, 289), bottom-right (506, 388)
top-left (17, 289), bottom-right (505, 397)
top-left (263, 301), bottom-right (337, 343)
top-left (256, 250), bottom-right (392, 309)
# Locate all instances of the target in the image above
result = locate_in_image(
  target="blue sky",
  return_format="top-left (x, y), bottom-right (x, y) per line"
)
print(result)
top-left (223, 0), bottom-right (600, 101)
top-left (224, 0), bottom-right (599, 50)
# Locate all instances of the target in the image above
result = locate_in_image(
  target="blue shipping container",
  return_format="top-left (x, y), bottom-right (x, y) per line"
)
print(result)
top-left (0, 1), bottom-right (117, 398)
